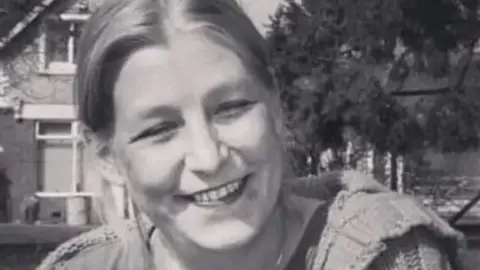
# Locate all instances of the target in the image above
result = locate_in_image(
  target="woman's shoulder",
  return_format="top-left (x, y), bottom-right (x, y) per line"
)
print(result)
top-left (329, 190), bottom-right (464, 242)
top-left (36, 220), bottom-right (141, 270)
top-left (290, 170), bottom-right (462, 239)
top-left (311, 184), bottom-right (466, 269)
top-left (290, 170), bottom-right (466, 269)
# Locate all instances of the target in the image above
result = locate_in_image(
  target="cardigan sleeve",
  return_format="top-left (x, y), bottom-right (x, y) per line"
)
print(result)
top-left (369, 227), bottom-right (456, 270)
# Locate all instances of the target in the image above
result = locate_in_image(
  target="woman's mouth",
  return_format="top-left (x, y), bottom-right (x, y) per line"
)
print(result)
top-left (181, 174), bottom-right (250, 206)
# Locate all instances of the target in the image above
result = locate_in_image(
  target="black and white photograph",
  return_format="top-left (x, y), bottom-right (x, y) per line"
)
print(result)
top-left (0, 0), bottom-right (479, 269)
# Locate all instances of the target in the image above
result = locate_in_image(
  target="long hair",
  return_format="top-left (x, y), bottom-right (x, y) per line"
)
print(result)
top-left (75, 0), bottom-right (277, 267)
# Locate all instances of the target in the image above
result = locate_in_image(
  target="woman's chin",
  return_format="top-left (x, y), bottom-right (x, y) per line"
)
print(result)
top-left (187, 222), bottom-right (258, 251)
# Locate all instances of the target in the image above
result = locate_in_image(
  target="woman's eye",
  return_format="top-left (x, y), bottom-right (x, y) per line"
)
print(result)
top-left (129, 122), bottom-right (179, 143)
top-left (215, 100), bottom-right (255, 119)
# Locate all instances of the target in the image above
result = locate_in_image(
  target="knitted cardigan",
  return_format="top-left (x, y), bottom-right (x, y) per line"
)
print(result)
top-left (37, 171), bottom-right (467, 270)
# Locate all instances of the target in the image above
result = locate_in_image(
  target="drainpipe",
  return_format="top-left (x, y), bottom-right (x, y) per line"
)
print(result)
top-left (0, 94), bottom-right (25, 122)
top-left (12, 97), bottom-right (24, 122)
top-left (0, 73), bottom-right (13, 114)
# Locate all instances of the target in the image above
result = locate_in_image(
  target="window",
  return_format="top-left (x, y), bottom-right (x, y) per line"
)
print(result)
top-left (46, 20), bottom-right (81, 64)
top-left (37, 121), bottom-right (72, 138)
top-left (33, 120), bottom-right (132, 224)
top-left (35, 121), bottom-right (83, 223)
top-left (35, 121), bottom-right (79, 194)
top-left (38, 13), bottom-right (89, 75)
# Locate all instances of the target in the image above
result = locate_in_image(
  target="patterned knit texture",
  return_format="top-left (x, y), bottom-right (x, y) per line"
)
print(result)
top-left (370, 228), bottom-right (455, 270)
top-left (36, 218), bottom-right (154, 270)
top-left (307, 171), bottom-right (466, 270)
top-left (36, 226), bottom-right (119, 270)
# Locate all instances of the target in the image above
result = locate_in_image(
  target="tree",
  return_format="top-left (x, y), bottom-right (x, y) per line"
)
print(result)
top-left (266, 0), bottom-right (480, 178)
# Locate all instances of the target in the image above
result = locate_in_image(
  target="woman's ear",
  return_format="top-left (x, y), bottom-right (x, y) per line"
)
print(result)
top-left (80, 123), bottom-right (126, 186)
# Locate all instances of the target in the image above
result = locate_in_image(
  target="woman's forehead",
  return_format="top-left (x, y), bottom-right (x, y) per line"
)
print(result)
top-left (112, 35), bottom-right (265, 117)
top-left (117, 31), bottom-right (247, 79)
top-left (116, 44), bottom-right (246, 90)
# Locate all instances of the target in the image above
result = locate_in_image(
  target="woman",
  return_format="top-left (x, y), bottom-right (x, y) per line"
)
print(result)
top-left (38, 0), bottom-right (466, 269)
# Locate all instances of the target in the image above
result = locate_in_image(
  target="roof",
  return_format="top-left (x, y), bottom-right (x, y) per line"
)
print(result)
top-left (0, 0), bottom-right (57, 51)
top-left (0, 0), bottom-right (88, 56)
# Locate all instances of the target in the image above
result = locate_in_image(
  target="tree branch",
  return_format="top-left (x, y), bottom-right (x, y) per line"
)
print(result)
top-left (452, 40), bottom-right (476, 91)
top-left (390, 48), bottom-right (412, 92)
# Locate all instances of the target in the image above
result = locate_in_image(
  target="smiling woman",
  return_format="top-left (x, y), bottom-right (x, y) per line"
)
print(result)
top-left (36, 0), bottom-right (467, 270)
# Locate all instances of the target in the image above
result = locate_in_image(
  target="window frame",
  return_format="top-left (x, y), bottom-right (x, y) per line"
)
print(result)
top-left (37, 13), bottom-right (90, 75)
top-left (35, 120), bottom-right (81, 193)
top-left (30, 111), bottom-right (133, 221)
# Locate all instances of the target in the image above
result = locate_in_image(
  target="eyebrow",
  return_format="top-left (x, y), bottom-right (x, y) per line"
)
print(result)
top-left (137, 104), bottom-right (180, 121)
top-left (203, 77), bottom-right (254, 101)
top-left (136, 76), bottom-right (254, 119)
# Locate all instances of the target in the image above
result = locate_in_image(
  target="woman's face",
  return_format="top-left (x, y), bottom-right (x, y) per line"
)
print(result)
top-left (109, 32), bottom-right (284, 250)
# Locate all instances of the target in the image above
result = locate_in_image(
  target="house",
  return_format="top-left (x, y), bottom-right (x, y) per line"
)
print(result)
top-left (0, 0), bottom-right (107, 225)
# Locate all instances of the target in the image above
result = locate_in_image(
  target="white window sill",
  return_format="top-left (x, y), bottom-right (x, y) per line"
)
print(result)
top-left (38, 62), bottom-right (77, 76)
top-left (59, 13), bottom-right (91, 22)
top-left (35, 192), bottom-right (95, 198)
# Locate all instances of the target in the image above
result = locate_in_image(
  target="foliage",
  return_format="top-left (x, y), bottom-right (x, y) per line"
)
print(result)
top-left (266, 0), bottom-right (480, 176)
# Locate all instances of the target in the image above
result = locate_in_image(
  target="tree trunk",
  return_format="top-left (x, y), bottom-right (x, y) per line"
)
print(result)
top-left (308, 147), bottom-right (319, 175)
top-left (373, 150), bottom-right (387, 185)
top-left (390, 152), bottom-right (398, 191)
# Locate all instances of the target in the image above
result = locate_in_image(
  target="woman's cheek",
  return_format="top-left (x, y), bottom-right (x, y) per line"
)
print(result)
top-left (126, 144), bottom-right (182, 195)
top-left (219, 107), bottom-right (273, 149)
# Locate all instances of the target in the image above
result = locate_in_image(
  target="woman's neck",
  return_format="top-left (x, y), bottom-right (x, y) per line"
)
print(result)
top-left (151, 191), bottom-right (321, 270)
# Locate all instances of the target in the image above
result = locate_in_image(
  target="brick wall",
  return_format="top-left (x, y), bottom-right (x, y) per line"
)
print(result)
top-left (0, 114), bottom-right (36, 222)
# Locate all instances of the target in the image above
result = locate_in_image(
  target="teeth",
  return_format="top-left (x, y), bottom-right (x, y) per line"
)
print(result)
top-left (192, 179), bottom-right (243, 203)
top-left (218, 188), bottom-right (227, 197)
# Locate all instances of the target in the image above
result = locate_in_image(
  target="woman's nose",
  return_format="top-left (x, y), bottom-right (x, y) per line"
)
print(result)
top-left (184, 123), bottom-right (226, 175)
